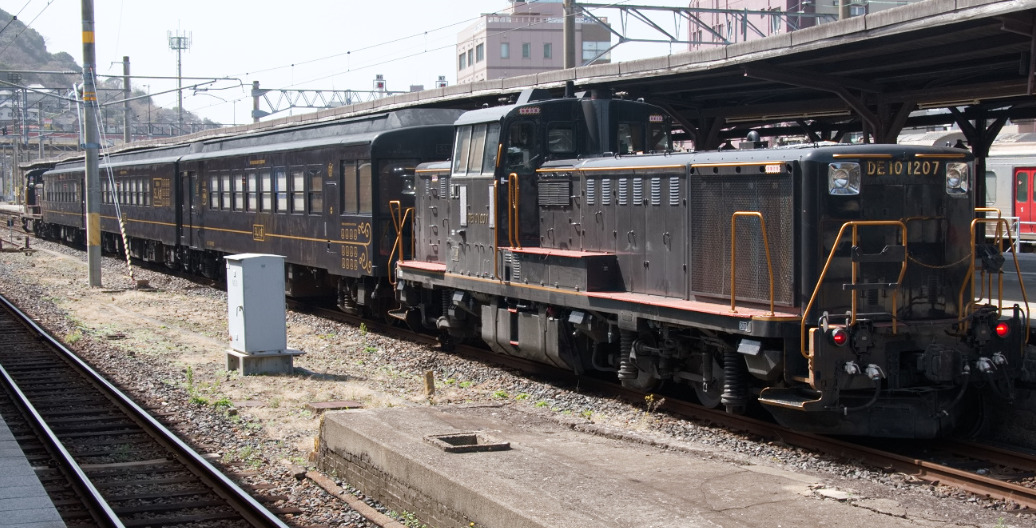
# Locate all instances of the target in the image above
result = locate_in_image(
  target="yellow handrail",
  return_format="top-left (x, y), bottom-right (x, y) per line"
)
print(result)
top-left (387, 200), bottom-right (413, 286)
top-left (507, 172), bottom-right (521, 249)
top-left (729, 211), bottom-right (775, 316)
top-left (799, 220), bottom-right (908, 359)
top-left (957, 216), bottom-right (1030, 343)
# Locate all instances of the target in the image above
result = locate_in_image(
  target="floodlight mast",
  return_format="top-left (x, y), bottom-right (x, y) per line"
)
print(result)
top-left (168, 30), bottom-right (192, 134)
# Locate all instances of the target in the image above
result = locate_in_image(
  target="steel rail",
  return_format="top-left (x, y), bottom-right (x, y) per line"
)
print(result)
top-left (0, 292), bottom-right (290, 528)
top-left (0, 362), bottom-right (123, 527)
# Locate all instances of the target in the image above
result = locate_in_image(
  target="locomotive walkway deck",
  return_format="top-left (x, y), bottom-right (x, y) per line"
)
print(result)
top-left (319, 405), bottom-right (977, 528)
top-left (0, 413), bottom-right (66, 528)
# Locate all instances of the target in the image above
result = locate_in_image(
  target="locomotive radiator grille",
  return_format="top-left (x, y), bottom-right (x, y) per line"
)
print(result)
top-left (690, 171), bottom-right (794, 306)
top-left (538, 179), bottom-right (571, 207)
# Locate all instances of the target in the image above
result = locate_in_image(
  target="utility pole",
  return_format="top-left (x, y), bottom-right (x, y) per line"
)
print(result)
top-left (81, 0), bottom-right (102, 287)
top-left (168, 30), bottom-right (191, 135)
top-left (563, 0), bottom-right (576, 69)
top-left (122, 56), bottom-right (131, 143)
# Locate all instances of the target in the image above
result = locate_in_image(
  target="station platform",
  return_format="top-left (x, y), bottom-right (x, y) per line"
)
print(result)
top-left (318, 404), bottom-right (975, 528)
top-left (0, 412), bottom-right (66, 527)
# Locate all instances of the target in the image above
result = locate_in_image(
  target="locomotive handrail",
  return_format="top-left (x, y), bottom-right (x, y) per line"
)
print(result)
top-left (507, 172), bottom-right (521, 249)
top-left (799, 220), bottom-right (908, 360)
top-left (957, 217), bottom-right (1030, 343)
top-left (387, 200), bottom-right (413, 286)
top-left (729, 211), bottom-right (774, 316)
top-left (974, 207), bottom-right (1006, 304)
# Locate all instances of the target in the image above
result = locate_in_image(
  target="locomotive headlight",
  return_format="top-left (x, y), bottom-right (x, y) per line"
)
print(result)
top-left (946, 162), bottom-right (969, 196)
top-left (828, 163), bottom-right (861, 195)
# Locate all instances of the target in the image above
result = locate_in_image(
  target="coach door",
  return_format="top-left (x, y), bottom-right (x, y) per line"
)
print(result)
top-left (1015, 167), bottom-right (1036, 234)
top-left (179, 169), bottom-right (196, 246)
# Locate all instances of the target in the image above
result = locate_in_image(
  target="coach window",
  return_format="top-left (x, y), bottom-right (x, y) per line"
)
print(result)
top-left (246, 171), bottom-right (258, 212)
top-left (358, 161), bottom-right (373, 213)
top-left (342, 161), bottom-right (358, 213)
top-left (290, 168), bottom-right (306, 213)
top-left (985, 171), bottom-right (996, 206)
top-left (275, 168), bottom-right (288, 213)
top-left (209, 175), bottom-right (219, 209)
top-left (221, 173), bottom-right (232, 210)
top-left (133, 179), bottom-right (141, 205)
top-left (260, 170), bottom-right (272, 211)
top-left (233, 172), bottom-right (246, 211)
top-left (307, 167), bottom-right (323, 214)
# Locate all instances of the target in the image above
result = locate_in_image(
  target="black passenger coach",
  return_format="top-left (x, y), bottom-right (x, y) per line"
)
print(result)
top-left (40, 109), bottom-right (460, 315)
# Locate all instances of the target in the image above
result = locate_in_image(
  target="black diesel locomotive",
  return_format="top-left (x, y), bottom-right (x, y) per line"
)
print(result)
top-left (32, 88), bottom-right (1035, 437)
top-left (395, 91), bottom-right (1036, 438)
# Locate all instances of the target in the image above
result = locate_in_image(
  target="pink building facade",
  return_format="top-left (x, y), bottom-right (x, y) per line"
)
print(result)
top-left (457, 0), bottom-right (612, 84)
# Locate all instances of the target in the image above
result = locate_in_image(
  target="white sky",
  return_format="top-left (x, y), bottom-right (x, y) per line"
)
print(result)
top-left (11, 0), bottom-right (698, 126)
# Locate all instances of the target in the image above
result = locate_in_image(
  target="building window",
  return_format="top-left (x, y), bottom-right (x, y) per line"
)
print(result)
top-left (522, 42), bottom-right (531, 58)
top-left (543, 42), bottom-right (552, 59)
top-left (500, 42), bottom-right (509, 59)
top-left (458, 53), bottom-right (466, 70)
top-left (582, 41), bottom-right (610, 62)
top-left (467, 49), bottom-right (474, 67)
top-left (475, 43), bottom-right (484, 62)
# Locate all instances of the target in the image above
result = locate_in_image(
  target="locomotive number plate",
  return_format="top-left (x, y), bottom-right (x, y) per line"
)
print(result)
top-left (865, 160), bottom-right (940, 177)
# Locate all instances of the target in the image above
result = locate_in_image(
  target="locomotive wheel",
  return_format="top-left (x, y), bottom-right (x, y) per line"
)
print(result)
top-left (620, 368), bottom-right (660, 392)
top-left (695, 377), bottom-right (723, 408)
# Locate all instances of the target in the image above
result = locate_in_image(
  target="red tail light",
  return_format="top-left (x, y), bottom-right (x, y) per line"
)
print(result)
top-left (829, 327), bottom-right (849, 346)
top-left (995, 322), bottom-right (1011, 338)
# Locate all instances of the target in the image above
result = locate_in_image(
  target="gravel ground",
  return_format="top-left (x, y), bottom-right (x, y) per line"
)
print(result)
top-left (0, 235), bottom-right (1033, 528)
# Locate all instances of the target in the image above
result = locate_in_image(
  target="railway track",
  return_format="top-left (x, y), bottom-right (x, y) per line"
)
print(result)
top-left (292, 296), bottom-right (1036, 512)
top-left (0, 292), bottom-right (288, 527)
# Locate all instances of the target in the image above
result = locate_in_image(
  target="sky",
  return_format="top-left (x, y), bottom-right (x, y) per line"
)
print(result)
top-left (6, 0), bottom-right (701, 127)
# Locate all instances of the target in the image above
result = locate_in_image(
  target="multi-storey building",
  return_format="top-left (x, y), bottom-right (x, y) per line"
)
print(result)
top-left (456, 0), bottom-right (612, 84)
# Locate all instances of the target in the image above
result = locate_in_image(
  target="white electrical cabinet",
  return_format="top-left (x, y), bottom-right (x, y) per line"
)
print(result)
top-left (226, 254), bottom-right (287, 354)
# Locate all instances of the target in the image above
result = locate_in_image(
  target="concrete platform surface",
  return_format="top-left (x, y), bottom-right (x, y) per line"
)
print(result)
top-left (319, 404), bottom-right (968, 528)
top-left (0, 412), bottom-right (66, 528)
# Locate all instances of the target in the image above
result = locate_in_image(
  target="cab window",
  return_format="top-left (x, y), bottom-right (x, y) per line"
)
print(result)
top-left (505, 121), bottom-right (539, 172)
top-left (547, 124), bottom-right (574, 155)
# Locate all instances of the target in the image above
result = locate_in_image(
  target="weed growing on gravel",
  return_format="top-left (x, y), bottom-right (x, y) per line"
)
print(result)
top-left (65, 327), bottom-right (84, 345)
top-left (459, 380), bottom-right (472, 389)
top-left (189, 394), bottom-right (210, 405)
top-left (493, 389), bottom-right (509, 399)
top-left (515, 393), bottom-right (530, 401)
top-left (392, 511), bottom-right (428, 528)
top-left (269, 396), bottom-right (282, 408)
top-left (644, 393), bottom-right (665, 413)
top-left (535, 400), bottom-right (549, 408)
top-left (581, 410), bottom-right (593, 420)
top-left (213, 397), bottom-right (232, 410)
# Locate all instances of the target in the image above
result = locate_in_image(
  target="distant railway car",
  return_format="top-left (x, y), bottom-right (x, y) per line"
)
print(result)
top-left (396, 94), bottom-right (1035, 438)
top-left (983, 133), bottom-right (1036, 248)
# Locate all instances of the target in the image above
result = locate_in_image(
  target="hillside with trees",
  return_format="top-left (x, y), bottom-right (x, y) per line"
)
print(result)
top-left (0, 8), bottom-right (215, 149)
